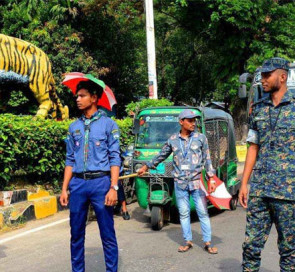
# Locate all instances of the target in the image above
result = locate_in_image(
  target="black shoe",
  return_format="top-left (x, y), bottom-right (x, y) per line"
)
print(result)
top-left (122, 211), bottom-right (130, 220)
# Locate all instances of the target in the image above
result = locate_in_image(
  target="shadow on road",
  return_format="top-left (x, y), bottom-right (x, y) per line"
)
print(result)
top-left (85, 247), bottom-right (123, 272)
top-left (0, 245), bottom-right (7, 259)
top-left (217, 258), bottom-right (243, 272)
top-left (152, 219), bottom-right (223, 252)
top-left (217, 258), bottom-right (275, 272)
top-left (129, 207), bottom-right (150, 226)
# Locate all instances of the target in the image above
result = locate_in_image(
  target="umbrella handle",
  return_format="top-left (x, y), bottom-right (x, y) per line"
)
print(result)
top-left (118, 172), bottom-right (149, 180)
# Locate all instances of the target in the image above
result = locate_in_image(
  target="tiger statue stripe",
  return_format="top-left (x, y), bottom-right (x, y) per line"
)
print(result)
top-left (0, 34), bottom-right (69, 119)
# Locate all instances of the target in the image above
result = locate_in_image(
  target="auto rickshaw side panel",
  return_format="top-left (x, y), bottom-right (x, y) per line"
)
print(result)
top-left (203, 107), bottom-right (240, 194)
top-left (135, 177), bottom-right (149, 209)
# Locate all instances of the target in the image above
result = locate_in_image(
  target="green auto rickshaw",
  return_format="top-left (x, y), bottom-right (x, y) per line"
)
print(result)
top-left (129, 106), bottom-right (240, 230)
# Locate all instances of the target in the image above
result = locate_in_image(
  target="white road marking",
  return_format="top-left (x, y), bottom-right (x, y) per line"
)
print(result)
top-left (0, 218), bottom-right (69, 244)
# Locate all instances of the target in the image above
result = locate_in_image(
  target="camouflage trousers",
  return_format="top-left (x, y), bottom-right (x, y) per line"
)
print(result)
top-left (242, 197), bottom-right (295, 272)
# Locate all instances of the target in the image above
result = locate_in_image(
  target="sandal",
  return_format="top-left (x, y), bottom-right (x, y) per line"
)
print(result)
top-left (178, 241), bottom-right (193, 253)
top-left (204, 243), bottom-right (218, 254)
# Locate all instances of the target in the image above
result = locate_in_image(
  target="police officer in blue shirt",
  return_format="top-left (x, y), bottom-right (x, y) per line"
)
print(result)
top-left (60, 80), bottom-right (121, 272)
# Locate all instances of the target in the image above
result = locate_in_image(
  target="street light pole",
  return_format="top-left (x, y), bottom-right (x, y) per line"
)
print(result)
top-left (145, 0), bottom-right (158, 99)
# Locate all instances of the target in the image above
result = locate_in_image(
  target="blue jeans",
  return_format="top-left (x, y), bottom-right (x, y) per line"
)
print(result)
top-left (69, 175), bottom-right (118, 272)
top-left (174, 183), bottom-right (211, 243)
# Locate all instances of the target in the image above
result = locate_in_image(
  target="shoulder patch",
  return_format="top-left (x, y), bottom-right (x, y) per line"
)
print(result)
top-left (111, 128), bottom-right (120, 140)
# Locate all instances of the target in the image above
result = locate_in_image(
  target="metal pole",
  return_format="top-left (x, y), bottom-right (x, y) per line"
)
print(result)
top-left (145, 0), bottom-right (158, 99)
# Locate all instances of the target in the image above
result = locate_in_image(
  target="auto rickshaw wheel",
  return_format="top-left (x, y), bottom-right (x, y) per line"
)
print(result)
top-left (230, 193), bottom-right (238, 210)
top-left (151, 206), bottom-right (164, 230)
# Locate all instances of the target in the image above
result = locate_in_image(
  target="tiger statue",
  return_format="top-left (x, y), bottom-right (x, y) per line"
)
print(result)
top-left (0, 34), bottom-right (69, 119)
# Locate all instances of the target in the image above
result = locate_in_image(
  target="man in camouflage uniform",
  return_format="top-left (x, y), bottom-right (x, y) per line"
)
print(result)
top-left (239, 57), bottom-right (295, 271)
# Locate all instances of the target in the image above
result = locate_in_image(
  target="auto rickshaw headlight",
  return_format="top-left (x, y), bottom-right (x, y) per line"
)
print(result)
top-left (134, 163), bottom-right (143, 172)
top-left (123, 157), bottom-right (132, 168)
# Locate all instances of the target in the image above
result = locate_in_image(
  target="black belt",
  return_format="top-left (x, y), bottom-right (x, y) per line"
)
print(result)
top-left (74, 171), bottom-right (110, 180)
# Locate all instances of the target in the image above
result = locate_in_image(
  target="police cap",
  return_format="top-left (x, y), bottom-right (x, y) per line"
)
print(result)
top-left (261, 57), bottom-right (290, 73)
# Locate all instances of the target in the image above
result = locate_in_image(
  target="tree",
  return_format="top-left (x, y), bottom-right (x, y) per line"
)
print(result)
top-left (1, 0), bottom-right (295, 118)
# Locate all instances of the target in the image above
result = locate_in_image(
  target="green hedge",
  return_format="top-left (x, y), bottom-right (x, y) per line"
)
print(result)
top-left (115, 117), bottom-right (134, 148)
top-left (125, 98), bottom-right (173, 115)
top-left (0, 114), bottom-right (72, 190)
top-left (0, 114), bottom-right (134, 191)
top-left (0, 99), bottom-right (173, 190)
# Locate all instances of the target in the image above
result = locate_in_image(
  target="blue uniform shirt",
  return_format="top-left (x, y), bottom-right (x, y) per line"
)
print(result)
top-left (65, 110), bottom-right (121, 173)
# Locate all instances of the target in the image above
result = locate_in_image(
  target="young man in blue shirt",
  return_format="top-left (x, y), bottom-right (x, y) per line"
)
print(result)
top-left (138, 109), bottom-right (218, 253)
top-left (60, 81), bottom-right (121, 272)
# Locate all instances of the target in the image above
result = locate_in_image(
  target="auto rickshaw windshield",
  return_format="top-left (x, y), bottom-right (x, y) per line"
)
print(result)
top-left (136, 115), bottom-right (179, 148)
top-left (135, 115), bottom-right (201, 149)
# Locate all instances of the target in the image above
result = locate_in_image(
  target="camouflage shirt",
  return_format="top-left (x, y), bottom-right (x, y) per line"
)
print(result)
top-left (247, 88), bottom-right (295, 200)
top-left (146, 132), bottom-right (215, 190)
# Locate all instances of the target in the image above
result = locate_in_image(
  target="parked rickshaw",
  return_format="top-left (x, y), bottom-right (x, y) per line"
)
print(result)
top-left (129, 106), bottom-right (240, 230)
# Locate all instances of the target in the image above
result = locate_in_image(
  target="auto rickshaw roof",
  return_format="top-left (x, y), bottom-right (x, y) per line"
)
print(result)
top-left (202, 107), bottom-right (233, 122)
top-left (138, 106), bottom-right (202, 118)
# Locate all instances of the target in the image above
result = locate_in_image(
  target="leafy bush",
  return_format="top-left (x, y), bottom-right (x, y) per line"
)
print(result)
top-left (0, 99), bottom-right (173, 190)
top-left (114, 117), bottom-right (134, 148)
top-left (125, 98), bottom-right (174, 116)
top-left (0, 114), bottom-right (72, 190)
top-left (0, 114), bottom-right (134, 190)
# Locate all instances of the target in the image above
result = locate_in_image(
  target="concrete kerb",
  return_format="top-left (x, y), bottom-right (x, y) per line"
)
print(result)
top-left (0, 189), bottom-right (68, 230)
